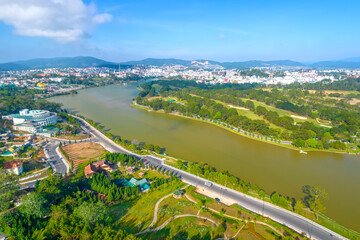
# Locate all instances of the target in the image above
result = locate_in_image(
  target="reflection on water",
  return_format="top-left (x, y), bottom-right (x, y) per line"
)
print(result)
top-left (50, 82), bottom-right (360, 231)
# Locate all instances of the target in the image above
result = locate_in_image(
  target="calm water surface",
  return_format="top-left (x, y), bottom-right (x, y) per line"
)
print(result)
top-left (50, 83), bottom-right (360, 231)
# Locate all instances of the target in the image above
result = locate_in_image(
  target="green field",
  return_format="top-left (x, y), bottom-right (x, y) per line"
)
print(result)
top-left (236, 97), bottom-right (331, 128)
top-left (110, 181), bottom-right (185, 233)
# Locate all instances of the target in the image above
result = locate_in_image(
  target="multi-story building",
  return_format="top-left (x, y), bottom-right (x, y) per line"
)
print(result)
top-left (3, 109), bottom-right (57, 133)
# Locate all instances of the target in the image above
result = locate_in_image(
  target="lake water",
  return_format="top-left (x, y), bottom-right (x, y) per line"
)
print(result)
top-left (50, 82), bottom-right (360, 231)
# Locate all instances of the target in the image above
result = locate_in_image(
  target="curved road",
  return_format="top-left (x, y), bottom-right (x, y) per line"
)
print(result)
top-left (73, 115), bottom-right (347, 240)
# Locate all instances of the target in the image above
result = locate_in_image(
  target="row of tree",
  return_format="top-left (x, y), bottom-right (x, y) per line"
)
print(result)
top-left (89, 173), bottom-right (140, 202)
top-left (137, 91), bottom-right (349, 150)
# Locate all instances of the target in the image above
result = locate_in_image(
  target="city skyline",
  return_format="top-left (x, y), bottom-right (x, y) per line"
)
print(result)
top-left (0, 0), bottom-right (360, 63)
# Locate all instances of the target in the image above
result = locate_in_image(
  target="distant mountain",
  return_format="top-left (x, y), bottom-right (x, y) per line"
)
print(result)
top-left (121, 58), bottom-right (191, 66)
top-left (3, 56), bottom-right (360, 71)
top-left (121, 58), bottom-right (304, 68)
top-left (339, 57), bottom-right (360, 62)
top-left (0, 56), bottom-right (115, 71)
top-left (310, 61), bottom-right (360, 68)
top-left (0, 63), bottom-right (28, 71)
top-left (124, 58), bottom-right (360, 69)
top-left (220, 60), bottom-right (304, 69)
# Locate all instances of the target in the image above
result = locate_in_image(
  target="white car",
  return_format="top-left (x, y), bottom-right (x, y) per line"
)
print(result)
top-left (204, 182), bottom-right (212, 187)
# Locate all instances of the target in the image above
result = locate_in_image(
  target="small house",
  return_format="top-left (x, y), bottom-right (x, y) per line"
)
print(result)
top-left (84, 160), bottom-right (112, 178)
top-left (3, 161), bottom-right (23, 175)
top-left (127, 177), bottom-right (151, 192)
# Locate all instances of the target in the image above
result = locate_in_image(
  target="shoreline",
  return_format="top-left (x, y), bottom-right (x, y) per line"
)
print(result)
top-left (131, 101), bottom-right (347, 155)
top-left (70, 109), bottom-right (360, 238)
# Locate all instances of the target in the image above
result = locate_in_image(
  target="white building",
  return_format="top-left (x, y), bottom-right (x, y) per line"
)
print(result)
top-left (3, 161), bottom-right (23, 175)
top-left (11, 109), bottom-right (57, 126)
top-left (3, 109), bottom-right (57, 133)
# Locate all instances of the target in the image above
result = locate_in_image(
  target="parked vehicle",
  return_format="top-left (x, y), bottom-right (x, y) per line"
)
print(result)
top-left (204, 182), bottom-right (212, 187)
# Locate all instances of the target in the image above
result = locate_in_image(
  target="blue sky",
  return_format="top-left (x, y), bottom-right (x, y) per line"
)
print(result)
top-left (0, 0), bottom-right (359, 63)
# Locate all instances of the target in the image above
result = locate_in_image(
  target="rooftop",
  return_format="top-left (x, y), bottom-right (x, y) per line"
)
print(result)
top-left (3, 161), bottom-right (23, 170)
top-left (128, 177), bottom-right (148, 187)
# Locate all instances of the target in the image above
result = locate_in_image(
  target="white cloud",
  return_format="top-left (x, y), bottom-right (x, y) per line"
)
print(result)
top-left (93, 13), bottom-right (113, 24)
top-left (0, 0), bottom-right (112, 42)
top-left (219, 34), bottom-right (226, 39)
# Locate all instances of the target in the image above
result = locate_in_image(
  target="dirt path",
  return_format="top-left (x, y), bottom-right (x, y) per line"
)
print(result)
top-left (135, 185), bottom-right (190, 235)
top-left (185, 192), bottom-right (283, 237)
top-left (151, 214), bottom-right (219, 232)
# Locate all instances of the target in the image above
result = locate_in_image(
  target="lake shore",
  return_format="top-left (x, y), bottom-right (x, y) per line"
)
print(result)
top-left (131, 101), bottom-right (347, 155)
top-left (50, 83), bottom-right (360, 231)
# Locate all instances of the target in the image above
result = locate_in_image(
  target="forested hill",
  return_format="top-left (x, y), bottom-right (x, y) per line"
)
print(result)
top-left (3, 56), bottom-right (360, 70)
top-left (0, 57), bottom-right (116, 71)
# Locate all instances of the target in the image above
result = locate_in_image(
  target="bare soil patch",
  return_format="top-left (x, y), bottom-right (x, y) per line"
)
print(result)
top-left (228, 104), bottom-right (249, 111)
top-left (290, 115), bottom-right (307, 120)
top-left (55, 134), bottom-right (91, 140)
top-left (349, 99), bottom-right (360, 105)
top-left (62, 142), bottom-right (106, 168)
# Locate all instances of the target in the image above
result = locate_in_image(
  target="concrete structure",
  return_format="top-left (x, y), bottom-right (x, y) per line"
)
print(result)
top-left (3, 109), bottom-right (57, 134)
top-left (13, 109), bottom-right (57, 126)
top-left (13, 123), bottom-right (43, 133)
top-left (3, 161), bottom-right (23, 175)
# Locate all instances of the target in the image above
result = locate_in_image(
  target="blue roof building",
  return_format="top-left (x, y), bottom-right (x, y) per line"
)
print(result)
top-left (126, 177), bottom-right (151, 192)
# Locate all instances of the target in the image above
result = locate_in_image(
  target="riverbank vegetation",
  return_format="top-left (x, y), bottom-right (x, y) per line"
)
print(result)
top-left (0, 151), bottom-right (182, 239)
top-left (83, 117), bottom-right (165, 155)
top-left (61, 113), bottom-right (359, 239)
top-left (135, 80), bottom-right (360, 153)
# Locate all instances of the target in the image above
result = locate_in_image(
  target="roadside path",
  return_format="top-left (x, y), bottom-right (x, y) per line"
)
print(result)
top-left (152, 214), bottom-right (219, 232)
top-left (136, 185), bottom-right (190, 235)
top-left (71, 114), bottom-right (348, 240)
top-left (185, 192), bottom-right (283, 237)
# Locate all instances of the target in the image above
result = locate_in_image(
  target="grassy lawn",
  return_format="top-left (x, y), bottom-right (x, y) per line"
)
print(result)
top-left (21, 161), bottom-right (47, 176)
top-left (140, 217), bottom-right (215, 240)
top-left (155, 195), bottom-right (198, 227)
top-left (110, 181), bottom-right (185, 234)
top-left (151, 84), bottom-right (162, 92)
top-left (188, 187), bottom-right (309, 240)
top-left (131, 102), bottom-right (151, 111)
top-left (254, 224), bottom-right (283, 240)
top-left (19, 169), bottom-right (48, 185)
top-left (300, 210), bottom-right (360, 240)
top-left (237, 97), bottom-right (327, 126)
top-left (0, 156), bottom-right (14, 161)
top-left (213, 98), bottom-right (283, 129)
top-left (131, 168), bottom-right (168, 180)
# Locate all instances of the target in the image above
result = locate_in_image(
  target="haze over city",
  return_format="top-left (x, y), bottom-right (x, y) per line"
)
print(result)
top-left (0, 0), bottom-right (360, 62)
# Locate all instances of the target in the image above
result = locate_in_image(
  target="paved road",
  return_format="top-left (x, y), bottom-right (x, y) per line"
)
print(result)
top-left (72, 115), bottom-right (347, 240)
top-left (21, 138), bottom-right (70, 189)
top-left (44, 139), bottom-right (69, 175)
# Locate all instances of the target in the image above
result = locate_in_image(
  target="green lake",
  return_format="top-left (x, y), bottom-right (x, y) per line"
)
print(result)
top-left (50, 82), bottom-right (360, 231)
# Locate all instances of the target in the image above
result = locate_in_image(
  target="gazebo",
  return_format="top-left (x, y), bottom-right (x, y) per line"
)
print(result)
top-left (173, 189), bottom-right (184, 199)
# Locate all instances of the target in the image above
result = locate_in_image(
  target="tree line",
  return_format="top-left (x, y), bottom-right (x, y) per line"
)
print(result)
top-left (137, 90), bottom-right (348, 150)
